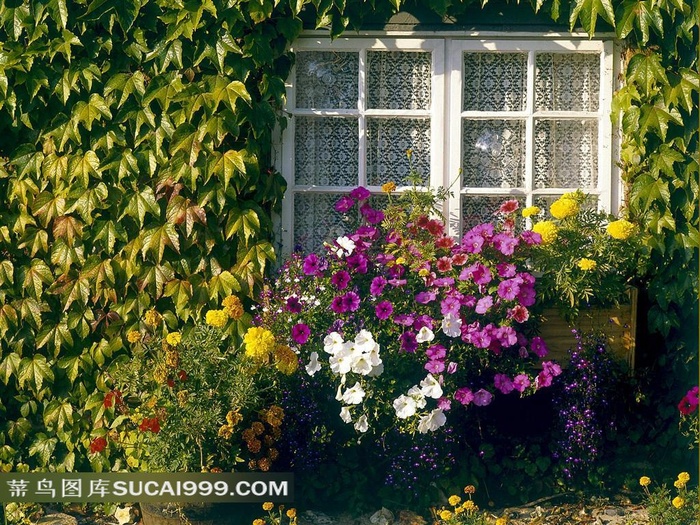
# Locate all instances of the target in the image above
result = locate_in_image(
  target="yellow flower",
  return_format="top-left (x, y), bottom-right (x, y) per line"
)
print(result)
top-left (222, 295), bottom-right (244, 320)
top-left (678, 472), bottom-right (690, 483)
top-left (153, 364), bottom-right (168, 384)
top-left (462, 500), bottom-right (476, 511)
top-left (165, 332), bottom-right (181, 346)
top-left (286, 509), bottom-right (297, 518)
top-left (274, 344), bottom-right (299, 375)
top-left (395, 256), bottom-right (406, 266)
top-left (463, 485), bottom-right (476, 494)
top-left (244, 327), bottom-right (277, 361)
top-left (205, 309), bottom-right (228, 328)
top-left (448, 495), bottom-right (461, 506)
top-left (674, 479), bottom-right (685, 489)
top-left (639, 476), bottom-right (651, 487)
top-left (176, 390), bottom-right (189, 406)
top-left (672, 496), bottom-right (684, 509)
top-left (606, 219), bottom-right (635, 240)
top-left (532, 221), bottom-right (558, 244)
top-left (496, 518), bottom-right (508, 525)
top-left (144, 309), bottom-right (162, 327)
top-left (253, 520), bottom-right (265, 525)
top-left (262, 502), bottom-right (274, 511)
top-left (381, 181), bottom-right (397, 194)
top-left (521, 206), bottom-right (541, 218)
top-left (217, 425), bottom-right (233, 439)
top-left (550, 197), bottom-right (579, 219)
top-left (226, 410), bottom-right (243, 427)
top-left (165, 350), bottom-right (179, 368)
top-left (438, 509), bottom-right (452, 520)
top-left (577, 258), bottom-right (597, 271)
top-left (127, 330), bottom-right (142, 343)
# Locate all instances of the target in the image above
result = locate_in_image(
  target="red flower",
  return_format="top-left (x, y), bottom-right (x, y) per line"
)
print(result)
top-left (103, 390), bottom-right (123, 408)
top-left (498, 199), bottom-right (519, 214)
top-left (679, 396), bottom-right (697, 415)
top-left (139, 417), bottom-right (161, 433)
top-left (89, 436), bottom-right (107, 454)
top-left (426, 220), bottom-right (444, 236)
top-left (416, 215), bottom-right (430, 228)
top-left (436, 236), bottom-right (455, 250)
top-left (167, 379), bottom-right (175, 388)
top-left (178, 370), bottom-right (188, 382)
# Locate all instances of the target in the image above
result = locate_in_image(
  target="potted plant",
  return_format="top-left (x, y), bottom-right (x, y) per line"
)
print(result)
top-left (524, 190), bottom-right (645, 367)
top-left (90, 297), bottom-right (294, 524)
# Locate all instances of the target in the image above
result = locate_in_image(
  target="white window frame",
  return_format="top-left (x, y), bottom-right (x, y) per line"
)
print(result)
top-left (276, 32), bottom-right (618, 256)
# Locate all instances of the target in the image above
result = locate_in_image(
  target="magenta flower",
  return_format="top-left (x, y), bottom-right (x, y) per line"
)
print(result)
top-left (341, 291), bottom-right (361, 312)
top-left (424, 360), bottom-right (445, 374)
top-left (497, 279), bottom-right (521, 301)
top-left (350, 186), bottom-right (371, 200)
top-left (437, 397), bottom-right (452, 411)
top-left (496, 326), bottom-right (517, 347)
top-left (460, 262), bottom-right (493, 286)
top-left (330, 296), bottom-right (345, 314)
top-left (530, 337), bottom-right (548, 358)
top-left (446, 362), bottom-right (458, 374)
top-left (375, 300), bottom-right (393, 320)
top-left (497, 262), bottom-right (517, 278)
top-left (475, 295), bottom-right (494, 314)
top-left (370, 276), bottom-right (387, 296)
top-left (303, 253), bottom-right (322, 275)
top-left (291, 323), bottom-right (311, 344)
top-left (335, 195), bottom-right (355, 213)
top-left (537, 361), bottom-right (562, 388)
top-left (360, 205), bottom-right (384, 224)
top-left (454, 387), bottom-right (474, 405)
top-left (286, 296), bottom-right (303, 313)
top-left (494, 373), bottom-right (514, 394)
top-left (492, 232), bottom-right (519, 256)
top-left (413, 315), bottom-right (433, 331)
top-left (415, 291), bottom-right (436, 304)
top-left (436, 256), bottom-right (452, 272)
top-left (331, 270), bottom-right (351, 290)
top-left (399, 331), bottom-right (418, 353)
top-left (426, 344), bottom-right (446, 360)
top-left (520, 230), bottom-right (542, 245)
top-left (440, 296), bottom-right (461, 315)
top-left (473, 389), bottom-right (493, 406)
top-left (471, 329), bottom-right (491, 349)
top-left (393, 314), bottom-right (414, 326)
top-left (512, 374), bottom-right (531, 392)
top-left (346, 253), bottom-right (368, 274)
top-left (461, 232), bottom-right (485, 254)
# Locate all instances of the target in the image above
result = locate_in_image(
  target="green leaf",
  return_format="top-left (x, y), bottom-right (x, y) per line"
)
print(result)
top-left (121, 187), bottom-right (160, 228)
top-left (18, 354), bottom-right (54, 392)
top-left (22, 259), bottom-right (54, 299)
top-left (169, 124), bottom-right (202, 167)
top-left (138, 264), bottom-right (174, 298)
top-left (7, 419), bottom-right (32, 446)
top-left (638, 102), bottom-right (682, 141)
top-left (165, 196), bottom-right (207, 236)
top-left (54, 275), bottom-right (91, 312)
top-left (225, 206), bottom-right (260, 242)
top-left (208, 270), bottom-right (241, 299)
top-left (92, 220), bottom-right (127, 253)
top-left (73, 93), bottom-right (112, 131)
top-left (48, 0), bottom-right (69, 29)
top-left (31, 191), bottom-right (66, 228)
top-left (0, 259), bottom-right (14, 286)
top-left (67, 183), bottom-right (109, 224)
top-left (17, 227), bottom-right (49, 257)
top-left (69, 150), bottom-right (101, 185)
top-left (0, 304), bottom-right (18, 338)
top-left (53, 215), bottom-right (84, 246)
top-left (43, 400), bottom-right (74, 431)
top-left (58, 355), bottom-right (81, 384)
top-left (16, 297), bottom-right (46, 329)
top-left (651, 145), bottom-right (685, 178)
top-left (569, 0), bottom-right (616, 33)
top-left (627, 53), bottom-right (670, 95)
top-left (141, 223), bottom-right (181, 262)
top-left (164, 278), bottom-right (193, 313)
top-left (666, 69), bottom-right (700, 113)
top-left (50, 238), bottom-right (86, 272)
top-left (28, 434), bottom-right (58, 466)
top-left (615, 0), bottom-right (664, 42)
top-left (0, 352), bottom-right (21, 385)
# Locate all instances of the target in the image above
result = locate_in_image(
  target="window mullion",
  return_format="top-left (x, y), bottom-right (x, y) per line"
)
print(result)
top-left (525, 49), bottom-right (536, 207)
top-left (358, 47), bottom-right (367, 188)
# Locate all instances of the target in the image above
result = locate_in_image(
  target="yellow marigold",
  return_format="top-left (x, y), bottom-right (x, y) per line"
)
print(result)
top-left (674, 479), bottom-right (685, 489)
top-left (550, 197), bottom-right (579, 219)
top-left (205, 309), bottom-right (228, 328)
top-left (165, 331), bottom-right (181, 346)
top-left (226, 410), bottom-right (243, 427)
top-left (251, 421), bottom-right (265, 436)
top-left (153, 364), bottom-right (168, 384)
top-left (177, 390), bottom-right (189, 406)
top-left (253, 520), bottom-right (265, 525)
top-left (258, 457), bottom-right (271, 472)
top-left (275, 344), bottom-right (299, 375)
top-left (244, 327), bottom-right (276, 361)
top-left (678, 472), bottom-right (690, 483)
top-left (262, 502), bottom-right (274, 511)
top-left (165, 351), bottom-right (179, 368)
top-left (127, 330), bottom-right (142, 343)
top-left (606, 219), bottom-right (635, 240)
top-left (217, 425), bottom-right (233, 439)
top-left (144, 309), bottom-right (162, 327)
top-left (286, 508), bottom-right (297, 519)
top-left (269, 448), bottom-right (279, 460)
top-left (381, 181), bottom-right (397, 194)
top-left (438, 509), bottom-right (452, 520)
top-left (521, 205), bottom-right (541, 218)
top-left (639, 476), bottom-right (651, 487)
top-left (495, 518), bottom-right (508, 525)
top-left (577, 258), bottom-right (597, 271)
top-left (462, 500), bottom-right (476, 511)
top-left (222, 295), bottom-right (244, 320)
top-left (532, 221), bottom-right (558, 244)
top-left (448, 495), bottom-right (461, 506)
top-left (672, 496), bottom-right (684, 509)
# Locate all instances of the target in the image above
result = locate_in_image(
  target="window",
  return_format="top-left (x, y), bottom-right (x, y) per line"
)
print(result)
top-left (278, 35), bottom-right (616, 255)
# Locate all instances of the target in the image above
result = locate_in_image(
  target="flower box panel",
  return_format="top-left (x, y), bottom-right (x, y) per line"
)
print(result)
top-left (539, 288), bottom-right (638, 369)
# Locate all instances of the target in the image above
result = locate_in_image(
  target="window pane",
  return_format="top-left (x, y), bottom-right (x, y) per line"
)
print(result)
top-left (367, 51), bottom-right (431, 110)
top-left (535, 53), bottom-right (600, 112)
top-left (461, 195), bottom-right (526, 230)
top-left (367, 118), bottom-right (430, 186)
top-left (295, 51), bottom-right (358, 109)
top-left (462, 119), bottom-right (526, 188)
top-left (295, 117), bottom-right (358, 186)
top-left (293, 193), bottom-right (350, 254)
top-left (534, 119), bottom-right (598, 189)
top-left (463, 53), bottom-right (527, 112)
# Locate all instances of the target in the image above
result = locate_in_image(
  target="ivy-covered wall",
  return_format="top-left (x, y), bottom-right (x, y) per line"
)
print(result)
top-left (0, 0), bottom-right (696, 474)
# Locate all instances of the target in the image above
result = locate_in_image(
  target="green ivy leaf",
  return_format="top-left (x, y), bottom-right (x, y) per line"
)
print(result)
top-left (0, 352), bottom-right (21, 385)
top-left (569, 0), bottom-right (616, 33)
top-left (18, 354), bottom-right (55, 392)
top-left (207, 270), bottom-right (241, 300)
top-left (141, 223), bottom-right (181, 263)
top-left (627, 53), bottom-right (670, 96)
top-left (57, 355), bottom-right (81, 385)
top-left (7, 418), bottom-right (32, 446)
top-left (638, 102), bottom-right (682, 141)
top-left (615, 0), bottom-right (664, 42)
top-left (31, 191), bottom-right (67, 228)
top-left (28, 434), bottom-right (58, 467)
top-left (121, 187), bottom-right (160, 228)
top-left (22, 259), bottom-right (54, 300)
top-left (43, 400), bottom-right (74, 431)
top-left (0, 259), bottom-right (14, 286)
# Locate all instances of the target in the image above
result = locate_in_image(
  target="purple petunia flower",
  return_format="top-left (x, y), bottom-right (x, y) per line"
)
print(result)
top-left (291, 323), bottom-right (311, 344)
top-left (331, 270), bottom-right (351, 290)
top-left (492, 232), bottom-right (519, 256)
top-left (330, 296), bottom-right (346, 314)
top-left (399, 331), bottom-right (418, 353)
top-left (424, 359), bottom-right (445, 374)
top-left (454, 387), bottom-right (474, 405)
top-left (393, 314), bottom-right (415, 326)
top-left (370, 276), bottom-right (387, 296)
top-left (346, 253), bottom-right (369, 274)
top-left (413, 314), bottom-right (433, 331)
top-left (440, 296), bottom-right (461, 315)
top-left (494, 373), bottom-right (514, 394)
top-left (446, 362), bottom-right (458, 374)
top-left (530, 336), bottom-right (548, 358)
top-left (520, 230), bottom-right (542, 245)
top-left (497, 279), bottom-right (521, 301)
top-left (286, 296), bottom-right (303, 313)
top-left (460, 262), bottom-right (492, 286)
top-left (437, 397), bottom-right (452, 411)
top-left (496, 326), bottom-right (518, 347)
top-left (512, 373), bottom-right (531, 392)
top-left (471, 329), bottom-right (492, 349)
top-left (303, 253), bottom-right (322, 276)
top-left (350, 186), bottom-right (371, 201)
top-left (475, 295), bottom-right (494, 314)
top-left (335, 195), bottom-right (355, 213)
top-left (473, 389), bottom-right (494, 406)
top-left (341, 291), bottom-right (361, 312)
top-left (375, 300), bottom-right (393, 320)
top-left (461, 232), bottom-right (485, 254)
top-left (415, 291), bottom-right (437, 304)
top-left (426, 344), bottom-right (447, 360)
top-left (497, 263), bottom-right (517, 278)
top-left (360, 204), bottom-right (385, 224)
top-left (356, 226), bottom-right (379, 239)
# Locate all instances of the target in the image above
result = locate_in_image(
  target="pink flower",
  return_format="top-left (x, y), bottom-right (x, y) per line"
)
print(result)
top-left (361, 204), bottom-right (384, 224)
top-left (475, 296), bottom-right (494, 314)
top-left (492, 232), bottom-right (519, 256)
top-left (425, 360), bottom-right (445, 374)
top-left (370, 276), bottom-right (387, 296)
top-left (437, 397), bottom-right (452, 411)
top-left (497, 279), bottom-right (520, 301)
top-left (508, 305), bottom-right (530, 323)
top-left (350, 186), bottom-right (371, 200)
top-left (335, 195), bottom-right (355, 212)
top-left (286, 296), bottom-right (303, 313)
top-left (455, 387), bottom-right (474, 405)
top-left (473, 389), bottom-right (493, 406)
top-left (415, 291), bottom-right (436, 304)
top-left (331, 270), bottom-right (351, 290)
top-left (498, 199), bottom-right (519, 214)
top-left (497, 263), bottom-right (517, 277)
top-left (375, 300), bottom-right (393, 320)
top-left (291, 323), bottom-right (311, 344)
top-left (426, 344), bottom-right (447, 360)
top-left (436, 256), bottom-right (453, 272)
top-left (303, 253), bottom-right (323, 275)
top-left (494, 374), bottom-right (514, 394)
top-left (512, 374), bottom-right (531, 392)
top-left (399, 331), bottom-right (418, 353)
top-left (530, 337), bottom-right (548, 358)
top-left (341, 291), bottom-right (360, 312)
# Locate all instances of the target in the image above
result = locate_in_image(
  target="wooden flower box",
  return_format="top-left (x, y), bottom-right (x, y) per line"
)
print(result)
top-left (538, 288), bottom-right (638, 369)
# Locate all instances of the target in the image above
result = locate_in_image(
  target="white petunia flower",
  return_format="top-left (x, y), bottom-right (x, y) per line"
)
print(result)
top-left (367, 362), bottom-right (384, 377)
top-left (441, 312), bottom-right (463, 338)
top-left (324, 332), bottom-right (345, 354)
top-left (353, 329), bottom-right (376, 353)
top-left (339, 406), bottom-right (352, 423)
top-left (329, 347), bottom-right (353, 375)
top-left (305, 352), bottom-right (321, 376)
top-left (417, 408), bottom-right (447, 433)
top-left (335, 236), bottom-right (356, 257)
top-left (419, 373), bottom-right (443, 399)
top-left (342, 382), bottom-right (366, 405)
top-left (416, 326), bottom-right (435, 343)
top-left (354, 414), bottom-right (369, 433)
top-left (393, 395), bottom-right (417, 419)
top-left (407, 386), bottom-right (427, 409)
top-left (351, 354), bottom-right (374, 376)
